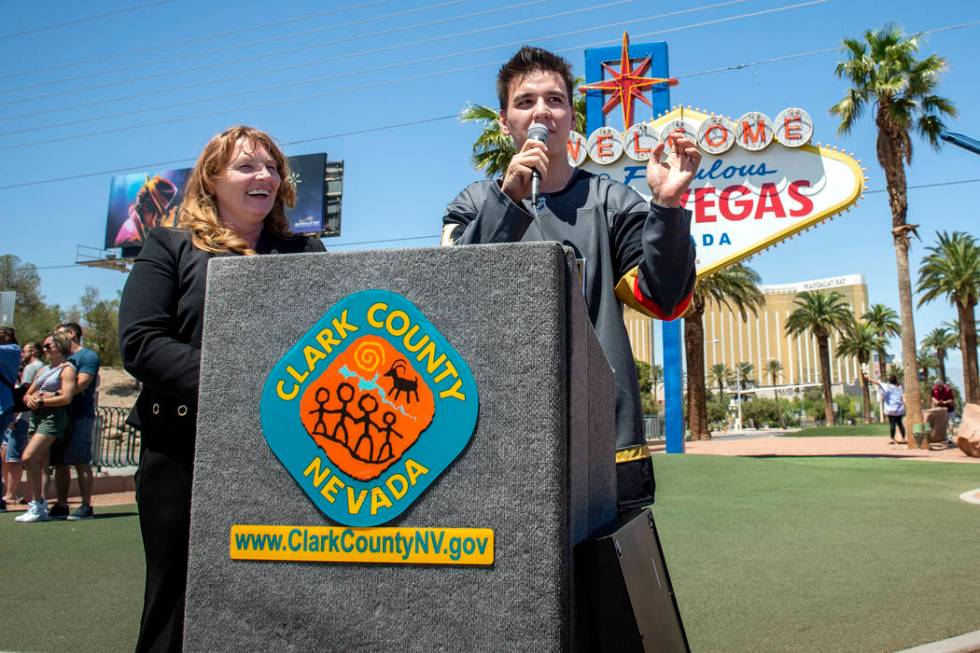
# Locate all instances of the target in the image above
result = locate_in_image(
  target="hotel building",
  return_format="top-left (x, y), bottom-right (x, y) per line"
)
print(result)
top-left (622, 274), bottom-right (871, 390)
top-left (702, 274), bottom-right (869, 388)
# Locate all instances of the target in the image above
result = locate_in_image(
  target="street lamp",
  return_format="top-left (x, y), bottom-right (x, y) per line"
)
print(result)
top-left (735, 364), bottom-right (743, 432)
top-left (707, 338), bottom-right (743, 431)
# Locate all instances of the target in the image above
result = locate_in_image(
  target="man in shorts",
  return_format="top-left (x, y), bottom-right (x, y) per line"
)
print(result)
top-left (48, 322), bottom-right (100, 520)
top-left (0, 327), bottom-right (22, 512)
top-left (3, 341), bottom-right (42, 505)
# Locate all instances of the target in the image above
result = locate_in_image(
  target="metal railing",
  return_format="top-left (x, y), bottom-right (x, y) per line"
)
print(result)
top-left (92, 406), bottom-right (140, 469)
top-left (643, 414), bottom-right (664, 441)
top-left (88, 408), bottom-right (664, 465)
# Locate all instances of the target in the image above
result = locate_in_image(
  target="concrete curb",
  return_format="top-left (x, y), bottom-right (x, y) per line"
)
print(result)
top-left (896, 630), bottom-right (980, 653)
top-left (4, 467), bottom-right (136, 503)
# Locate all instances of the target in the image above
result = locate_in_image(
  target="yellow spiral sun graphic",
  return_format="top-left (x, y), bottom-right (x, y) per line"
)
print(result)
top-left (353, 340), bottom-right (386, 375)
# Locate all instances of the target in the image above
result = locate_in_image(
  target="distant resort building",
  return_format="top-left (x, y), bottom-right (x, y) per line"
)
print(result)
top-left (622, 274), bottom-right (872, 393)
top-left (624, 307), bottom-right (655, 366)
top-left (703, 274), bottom-right (869, 390)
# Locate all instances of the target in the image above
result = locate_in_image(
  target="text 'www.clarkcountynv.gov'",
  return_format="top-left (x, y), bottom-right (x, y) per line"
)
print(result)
top-left (230, 525), bottom-right (494, 566)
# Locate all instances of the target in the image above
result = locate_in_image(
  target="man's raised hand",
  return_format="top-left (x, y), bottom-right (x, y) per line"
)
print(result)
top-left (646, 129), bottom-right (701, 208)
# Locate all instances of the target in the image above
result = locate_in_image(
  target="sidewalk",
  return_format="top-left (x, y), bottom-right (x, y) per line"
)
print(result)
top-left (2, 466), bottom-right (138, 512)
top-left (652, 433), bottom-right (980, 464)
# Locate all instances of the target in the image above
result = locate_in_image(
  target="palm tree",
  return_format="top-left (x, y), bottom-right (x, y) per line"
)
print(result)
top-left (920, 326), bottom-right (959, 384)
top-left (836, 319), bottom-right (885, 423)
top-left (917, 349), bottom-right (939, 383)
top-left (684, 263), bottom-right (764, 440)
top-left (785, 291), bottom-right (854, 424)
top-left (735, 362), bottom-right (755, 389)
top-left (461, 77), bottom-right (587, 178)
top-left (765, 359), bottom-right (783, 399)
top-left (708, 364), bottom-right (734, 401)
top-left (886, 363), bottom-right (904, 382)
top-left (943, 319), bottom-right (980, 344)
top-left (862, 303), bottom-right (900, 379)
top-left (831, 25), bottom-right (956, 437)
top-left (459, 104), bottom-right (515, 179)
top-left (916, 231), bottom-right (980, 403)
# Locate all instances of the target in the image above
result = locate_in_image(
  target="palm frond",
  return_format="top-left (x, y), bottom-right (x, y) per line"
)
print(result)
top-left (784, 290), bottom-right (853, 340)
top-left (695, 263), bottom-right (764, 320)
top-left (916, 231), bottom-right (980, 308)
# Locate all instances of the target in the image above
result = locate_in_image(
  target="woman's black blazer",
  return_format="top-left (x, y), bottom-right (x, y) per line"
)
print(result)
top-left (119, 226), bottom-right (325, 459)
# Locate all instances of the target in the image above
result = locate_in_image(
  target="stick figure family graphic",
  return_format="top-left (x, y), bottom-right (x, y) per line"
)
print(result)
top-left (308, 382), bottom-right (406, 464)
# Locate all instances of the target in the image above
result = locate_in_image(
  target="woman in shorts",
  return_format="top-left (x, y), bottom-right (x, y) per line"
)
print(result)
top-left (14, 332), bottom-right (76, 523)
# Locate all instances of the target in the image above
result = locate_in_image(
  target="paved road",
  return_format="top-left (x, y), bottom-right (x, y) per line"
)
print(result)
top-left (653, 433), bottom-right (979, 464)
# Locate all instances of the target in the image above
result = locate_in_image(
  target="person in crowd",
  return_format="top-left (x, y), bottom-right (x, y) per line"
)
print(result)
top-left (867, 374), bottom-right (906, 444)
top-left (2, 341), bottom-right (43, 505)
top-left (441, 46), bottom-right (697, 512)
top-left (14, 332), bottom-right (76, 522)
top-left (930, 380), bottom-right (956, 443)
top-left (0, 326), bottom-right (22, 512)
top-left (47, 321), bottom-right (100, 520)
top-left (119, 125), bottom-right (326, 652)
top-left (20, 341), bottom-right (44, 384)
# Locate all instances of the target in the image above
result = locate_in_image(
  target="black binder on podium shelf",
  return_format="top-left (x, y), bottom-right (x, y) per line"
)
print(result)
top-left (581, 509), bottom-right (690, 653)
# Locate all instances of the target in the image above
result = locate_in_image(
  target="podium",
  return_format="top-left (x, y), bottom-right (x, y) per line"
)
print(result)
top-left (183, 243), bottom-right (617, 651)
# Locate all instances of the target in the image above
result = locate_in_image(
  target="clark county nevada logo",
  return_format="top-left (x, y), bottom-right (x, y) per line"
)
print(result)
top-left (260, 290), bottom-right (479, 527)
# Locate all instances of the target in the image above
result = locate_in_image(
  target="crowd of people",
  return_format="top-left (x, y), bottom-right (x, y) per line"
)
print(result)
top-left (0, 322), bottom-right (101, 521)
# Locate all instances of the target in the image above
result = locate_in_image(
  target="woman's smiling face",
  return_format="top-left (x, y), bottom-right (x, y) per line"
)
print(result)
top-left (212, 137), bottom-right (282, 228)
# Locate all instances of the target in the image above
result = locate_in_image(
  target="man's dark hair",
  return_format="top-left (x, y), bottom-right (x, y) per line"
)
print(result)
top-left (58, 321), bottom-right (83, 341)
top-left (0, 326), bottom-right (16, 345)
top-left (888, 375), bottom-right (899, 385)
top-left (497, 46), bottom-right (574, 110)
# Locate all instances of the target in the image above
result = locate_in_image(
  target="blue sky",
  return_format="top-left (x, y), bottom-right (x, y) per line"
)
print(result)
top-left (1, 0), bottom-right (978, 382)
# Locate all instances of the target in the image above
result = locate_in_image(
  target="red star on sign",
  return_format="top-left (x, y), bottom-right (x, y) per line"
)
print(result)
top-left (579, 32), bottom-right (679, 130)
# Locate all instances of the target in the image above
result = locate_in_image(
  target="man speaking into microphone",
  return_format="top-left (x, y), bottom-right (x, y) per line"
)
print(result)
top-left (441, 46), bottom-right (699, 513)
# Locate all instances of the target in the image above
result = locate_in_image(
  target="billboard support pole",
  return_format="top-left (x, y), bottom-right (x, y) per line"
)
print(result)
top-left (663, 320), bottom-right (685, 453)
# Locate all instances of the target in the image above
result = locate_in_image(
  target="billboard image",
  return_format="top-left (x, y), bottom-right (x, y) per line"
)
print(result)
top-left (284, 153), bottom-right (327, 235)
top-left (104, 153), bottom-right (329, 250)
top-left (105, 169), bottom-right (187, 249)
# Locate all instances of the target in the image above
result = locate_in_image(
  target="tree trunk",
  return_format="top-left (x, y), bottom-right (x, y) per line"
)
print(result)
top-left (877, 347), bottom-right (888, 422)
top-left (861, 374), bottom-right (871, 423)
top-left (877, 107), bottom-right (924, 447)
top-left (937, 350), bottom-right (947, 385)
top-left (957, 301), bottom-right (980, 404)
top-left (818, 335), bottom-right (834, 424)
top-left (684, 309), bottom-right (711, 440)
top-left (894, 236), bottom-right (925, 447)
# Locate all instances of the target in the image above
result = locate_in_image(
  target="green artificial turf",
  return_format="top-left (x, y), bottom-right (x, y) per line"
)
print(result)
top-left (0, 504), bottom-right (144, 653)
top-left (2, 456), bottom-right (978, 652)
top-left (789, 423), bottom-right (891, 437)
top-left (653, 454), bottom-right (980, 652)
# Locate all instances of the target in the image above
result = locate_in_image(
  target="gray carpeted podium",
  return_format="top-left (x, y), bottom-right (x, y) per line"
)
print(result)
top-left (183, 242), bottom-right (617, 651)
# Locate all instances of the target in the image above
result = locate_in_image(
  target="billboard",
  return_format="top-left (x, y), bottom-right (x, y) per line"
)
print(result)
top-left (104, 153), bottom-right (332, 250)
top-left (0, 291), bottom-right (14, 326)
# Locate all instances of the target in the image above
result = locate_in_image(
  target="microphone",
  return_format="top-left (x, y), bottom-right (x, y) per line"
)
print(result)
top-left (526, 122), bottom-right (549, 206)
